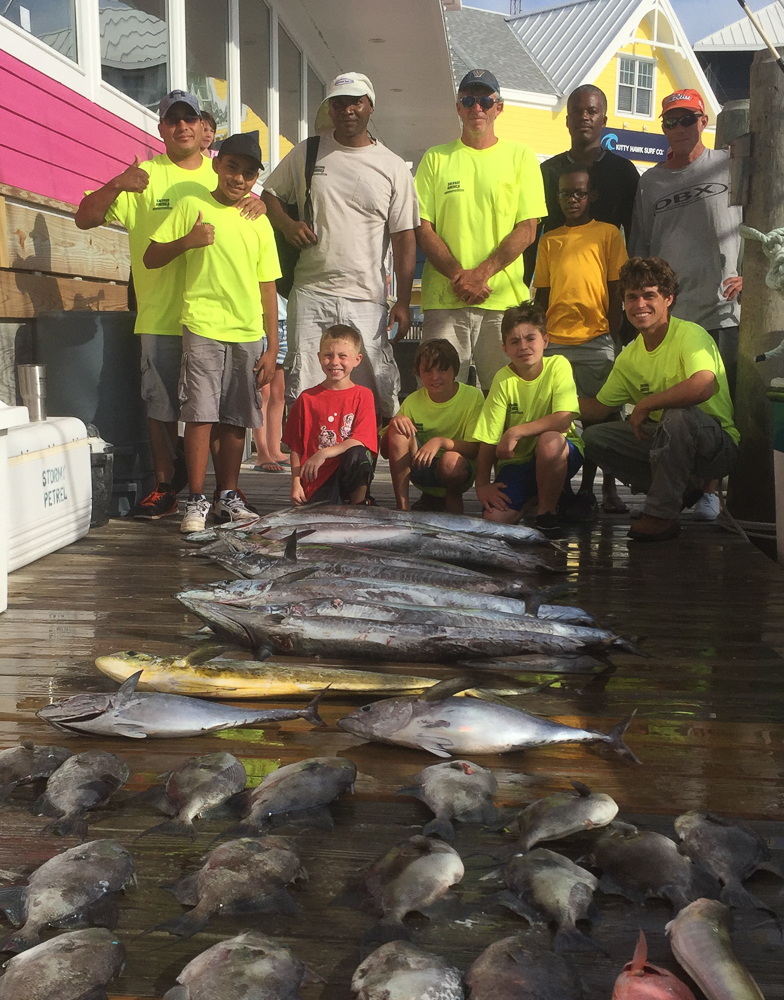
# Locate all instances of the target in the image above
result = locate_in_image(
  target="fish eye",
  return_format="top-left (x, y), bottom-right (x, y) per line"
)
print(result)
top-left (127, 651), bottom-right (136, 655)
top-left (360, 705), bottom-right (372, 712)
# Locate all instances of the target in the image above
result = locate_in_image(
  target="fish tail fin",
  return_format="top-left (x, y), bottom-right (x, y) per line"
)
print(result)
top-left (721, 880), bottom-right (778, 917)
top-left (0, 926), bottom-right (40, 953)
top-left (152, 907), bottom-right (211, 939)
top-left (553, 926), bottom-right (608, 956)
top-left (136, 817), bottom-right (198, 842)
top-left (303, 688), bottom-right (328, 727)
top-left (360, 916), bottom-right (412, 947)
top-left (630, 930), bottom-right (648, 972)
top-left (422, 816), bottom-right (456, 842)
top-left (41, 813), bottom-right (88, 840)
top-left (604, 711), bottom-right (641, 763)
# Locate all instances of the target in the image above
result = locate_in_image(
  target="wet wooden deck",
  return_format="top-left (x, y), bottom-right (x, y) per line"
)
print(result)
top-left (1, 462), bottom-right (783, 998)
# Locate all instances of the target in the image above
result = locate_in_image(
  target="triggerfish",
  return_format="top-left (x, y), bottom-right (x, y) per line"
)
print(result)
top-left (613, 931), bottom-right (696, 999)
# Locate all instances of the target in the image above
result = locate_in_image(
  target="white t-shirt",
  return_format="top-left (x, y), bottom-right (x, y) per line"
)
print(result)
top-left (264, 131), bottom-right (420, 305)
top-left (629, 148), bottom-right (741, 330)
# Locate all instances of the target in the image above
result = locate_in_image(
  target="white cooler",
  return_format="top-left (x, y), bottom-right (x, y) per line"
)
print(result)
top-left (5, 416), bottom-right (92, 583)
top-left (0, 402), bottom-right (30, 613)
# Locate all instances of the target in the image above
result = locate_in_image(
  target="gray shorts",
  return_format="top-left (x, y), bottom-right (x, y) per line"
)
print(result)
top-left (545, 333), bottom-right (615, 399)
top-left (140, 334), bottom-right (182, 423)
top-left (421, 307), bottom-right (507, 393)
top-left (178, 327), bottom-right (264, 428)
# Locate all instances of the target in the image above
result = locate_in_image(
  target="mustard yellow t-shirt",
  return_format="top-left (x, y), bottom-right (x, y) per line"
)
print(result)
top-left (597, 316), bottom-right (739, 443)
top-left (151, 192), bottom-right (281, 343)
top-left (533, 220), bottom-right (628, 345)
top-left (105, 154), bottom-right (217, 336)
top-left (415, 138), bottom-right (547, 312)
top-left (471, 355), bottom-right (584, 469)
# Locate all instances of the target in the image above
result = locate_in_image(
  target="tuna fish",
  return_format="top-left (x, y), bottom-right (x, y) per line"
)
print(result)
top-left (0, 928), bottom-right (125, 1000)
top-left (162, 930), bottom-right (307, 1000)
top-left (0, 839), bottom-right (134, 952)
top-left (351, 942), bottom-right (464, 1000)
top-left (464, 937), bottom-right (582, 1000)
top-left (396, 760), bottom-right (497, 841)
top-left (0, 742), bottom-right (71, 806)
top-left (32, 749), bottom-right (129, 840)
top-left (612, 931), bottom-right (696, 1000)
top-left (667, 898), bottom-right (767, 1000)
top-left (513, 781), bottom-right (619, 852)
top-left (36, 670), bottom-right (326, 738)
top-left (338, 683), bottom-right (639, 761)
top-left (154, 836), bottom-right (306, 938)
top-left (138, 752), bottom-right (247, 840)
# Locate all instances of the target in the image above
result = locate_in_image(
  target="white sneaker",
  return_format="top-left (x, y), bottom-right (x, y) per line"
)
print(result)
top-left (213, 489), bottom-right (258, 524)
top-left (181, 494), bottom-right (211, 533)
top-left (692, 493), bottom-right (720, 521)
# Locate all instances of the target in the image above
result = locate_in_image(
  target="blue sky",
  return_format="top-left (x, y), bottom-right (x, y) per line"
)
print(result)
top-left (465, 0), bottom-right (769, 44)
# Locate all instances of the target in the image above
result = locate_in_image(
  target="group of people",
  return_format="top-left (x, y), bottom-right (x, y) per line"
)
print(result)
top-left (74, 65), bottom-right (741, 542)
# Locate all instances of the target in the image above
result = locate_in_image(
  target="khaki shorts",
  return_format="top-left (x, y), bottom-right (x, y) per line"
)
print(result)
top-left (545, 333), bottom-right (616, 399)
top-left (140, 334), bottom-right (182, 423)
top-left (178, 327), bottom-right (264, 428)
top-left (421, 307), bottom-right (507, 392)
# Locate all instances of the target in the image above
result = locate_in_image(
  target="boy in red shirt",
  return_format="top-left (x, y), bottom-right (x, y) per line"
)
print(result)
top-left (283, 325), bottom-right (377, 505)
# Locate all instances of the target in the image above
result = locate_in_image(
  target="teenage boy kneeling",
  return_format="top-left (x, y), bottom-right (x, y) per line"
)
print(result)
top-left (144, 131), bottom-right (280, 533)
top-left (472, 302), bottom-right (584, 539)
top-left (283, 326), bottom-right (377, 505)
top-left (380, 339), bottom-right (484, 514)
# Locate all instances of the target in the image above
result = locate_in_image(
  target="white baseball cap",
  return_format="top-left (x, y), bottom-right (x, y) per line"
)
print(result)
top-left (314, 72), bottom-right (376, 132)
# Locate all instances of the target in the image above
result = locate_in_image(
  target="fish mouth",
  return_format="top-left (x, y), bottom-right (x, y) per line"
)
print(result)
top-left (335, 716), bottom-right (363, 735)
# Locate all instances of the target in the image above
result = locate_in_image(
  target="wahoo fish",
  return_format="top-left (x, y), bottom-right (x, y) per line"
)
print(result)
top-left (37, 670), bottom-right (326, 738)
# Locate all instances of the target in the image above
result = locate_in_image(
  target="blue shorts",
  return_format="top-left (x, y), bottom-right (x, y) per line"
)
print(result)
top-left (495, 441), bottom-right (583, 510)
top-left (410, 439), bottom-right (474, 497)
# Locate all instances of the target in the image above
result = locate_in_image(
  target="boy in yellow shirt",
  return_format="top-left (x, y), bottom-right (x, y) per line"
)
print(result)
top-left (144, 131), bottom-right (280, 533)
top-left (472, 303), bottom-right (583, 538)
top-left (380, 339), bottom-right (484, 513)
top-left (533, 167), bottom-right (627, 519)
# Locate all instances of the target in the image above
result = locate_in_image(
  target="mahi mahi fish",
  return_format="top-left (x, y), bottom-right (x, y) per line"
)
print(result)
top-left (667, 898), bottom-right (767, 1000)
top-left (36, 670), bottom-right (326, 738)
top-left (0, 928), bottom-right (125, 1000)
top-left (338, 682), bottom-right (640, 761)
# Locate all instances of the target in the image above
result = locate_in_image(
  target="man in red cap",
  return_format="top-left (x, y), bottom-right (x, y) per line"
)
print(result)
top-left (629, 88), bottom-right (741, 522)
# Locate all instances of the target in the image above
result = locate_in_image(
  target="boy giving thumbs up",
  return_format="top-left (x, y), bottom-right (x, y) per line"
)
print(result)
top-left (144, 131), bottom-right (282, 533)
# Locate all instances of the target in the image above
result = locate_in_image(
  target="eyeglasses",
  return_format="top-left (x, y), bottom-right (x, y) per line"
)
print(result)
top-left (459, 95), bottom-right (501, 110)
top-left (161, 113), bottom-right (201, 126)
top-left (559, 190), bottom-right (589, 201)
top-left (661, 111), bottom-right (701, 130)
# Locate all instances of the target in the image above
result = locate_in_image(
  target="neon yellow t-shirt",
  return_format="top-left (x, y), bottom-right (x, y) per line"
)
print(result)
top-left (105, 154), bottom-right (217, 336)
top-left (415, 138), bottom-right (547, 312)
top-left (533, 220), bottom-right (628, 345)
top-left (151, 192), bottom-right (281, 343)
top-left (597, 316), bottom-right (739, 443)
top-left (471, 355), bottom-right (584, 468)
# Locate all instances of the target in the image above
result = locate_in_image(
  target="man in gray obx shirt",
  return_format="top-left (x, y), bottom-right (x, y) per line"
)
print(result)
top-left (630, 87), bottom-right (741, 522)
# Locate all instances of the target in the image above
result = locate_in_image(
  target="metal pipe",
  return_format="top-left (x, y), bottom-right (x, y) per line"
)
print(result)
top-left (735, 0), bottom-right (784, 74)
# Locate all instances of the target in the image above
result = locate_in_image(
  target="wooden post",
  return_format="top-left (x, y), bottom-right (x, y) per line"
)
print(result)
top-left (727, 47), bottom-right (784, 523)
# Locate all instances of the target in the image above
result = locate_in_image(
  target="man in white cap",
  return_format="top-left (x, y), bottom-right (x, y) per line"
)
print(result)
top-left (416, 69), bottom-right (547, 392)
top-left (263, 72), bottom-right (419, 421)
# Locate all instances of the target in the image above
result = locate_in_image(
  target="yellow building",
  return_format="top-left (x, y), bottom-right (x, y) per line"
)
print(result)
top-left (445, 0), bottom-right (720, 170)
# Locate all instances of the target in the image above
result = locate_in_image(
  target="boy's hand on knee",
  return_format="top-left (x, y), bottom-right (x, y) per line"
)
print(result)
top-left (413, 437), bottom-right (445, 469)
top-left (388, 415), bottom-right (417, 439)
top-left (476, 482), bottom-right (511, 512)
top-left (629, 403), bottom-right (653, 440)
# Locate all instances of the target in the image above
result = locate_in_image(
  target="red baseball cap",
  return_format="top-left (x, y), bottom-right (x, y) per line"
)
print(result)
top-left (660, 89), bottom-right (705, 115)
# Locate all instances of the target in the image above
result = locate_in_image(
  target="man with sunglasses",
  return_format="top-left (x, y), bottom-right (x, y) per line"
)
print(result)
top-left (416, 69), bottom-right (546, 392)
top-left (76, 91), bottom-right (265, 521)
top-left (628, 89), bottom-right (742, 522)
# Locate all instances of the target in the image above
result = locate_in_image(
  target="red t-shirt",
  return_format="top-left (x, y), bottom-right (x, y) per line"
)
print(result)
top-left (283, 383), bottom-right (379, 499)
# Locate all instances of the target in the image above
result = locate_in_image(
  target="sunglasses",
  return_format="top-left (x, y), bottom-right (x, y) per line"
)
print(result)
top-left (459, 95), bottom-right (501, 110)
top-left (661, 111), bottom-right (701, 130)
top-left (161, 113), bottom-right (201, 126)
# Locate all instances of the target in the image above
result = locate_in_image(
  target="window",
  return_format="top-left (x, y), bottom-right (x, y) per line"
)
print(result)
top-left (239, 0), bottom-right (270, 163)
top-left (307, 63), bottom-right (325, 134)
top-left (2, 0), bottom-right (77, 61)
top-left (617, 56), bottom-right (655, 117)
top-left (186, 0), bottom-right (229, 140)
top-left (101, 0), bottom-right (168, 112)
top-left (278, 26), bottom-right (301, 158)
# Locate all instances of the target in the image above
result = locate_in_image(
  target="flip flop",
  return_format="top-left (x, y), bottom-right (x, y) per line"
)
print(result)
top-left (253, 462), bottom-right (287, 473)
top-left (601, 495), bottom-right (629, 514)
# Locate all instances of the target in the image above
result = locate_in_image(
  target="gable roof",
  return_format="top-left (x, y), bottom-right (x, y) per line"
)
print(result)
top-left (445, 7), bottom-right (555, 95)
top-left (694, 1), bottom-right (784, 51)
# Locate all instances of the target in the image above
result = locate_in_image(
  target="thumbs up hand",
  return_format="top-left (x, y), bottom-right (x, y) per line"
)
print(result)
top-left (115, 155), bottom-right (150, 193)
top-left (184, 211), bottom-right (215, 249)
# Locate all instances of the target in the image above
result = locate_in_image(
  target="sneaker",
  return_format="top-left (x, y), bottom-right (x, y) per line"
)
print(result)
top-left (180, 494), bottom-right (211, 533)
top-left (535, 512), bottom-right (564, 539)
top-left (692, 493), bottom-right (720, 521)
top-left (133, 483), bottom-right (178, 519)
top-left (558, 490), bottom-right (598, 524)
top-left (213, 489), bottom-right (258, 524)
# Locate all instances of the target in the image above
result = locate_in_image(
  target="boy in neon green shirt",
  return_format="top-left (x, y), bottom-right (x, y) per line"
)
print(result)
top-left (472, 302), bottom-right (584, 538)
top-left (380, 339), bottom-right (484, 513)
top-left (144, 131), bottom-right (281, 533)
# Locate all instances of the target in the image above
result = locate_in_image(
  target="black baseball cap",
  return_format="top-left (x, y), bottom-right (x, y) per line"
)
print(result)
top-left (217, 131), bottom-right (263, 171)
top-left (458, 69), bottom-right (500, 95)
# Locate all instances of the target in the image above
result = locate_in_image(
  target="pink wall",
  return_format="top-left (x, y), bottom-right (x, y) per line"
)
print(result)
top-left (0, 50), bottom-right (164, 207)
